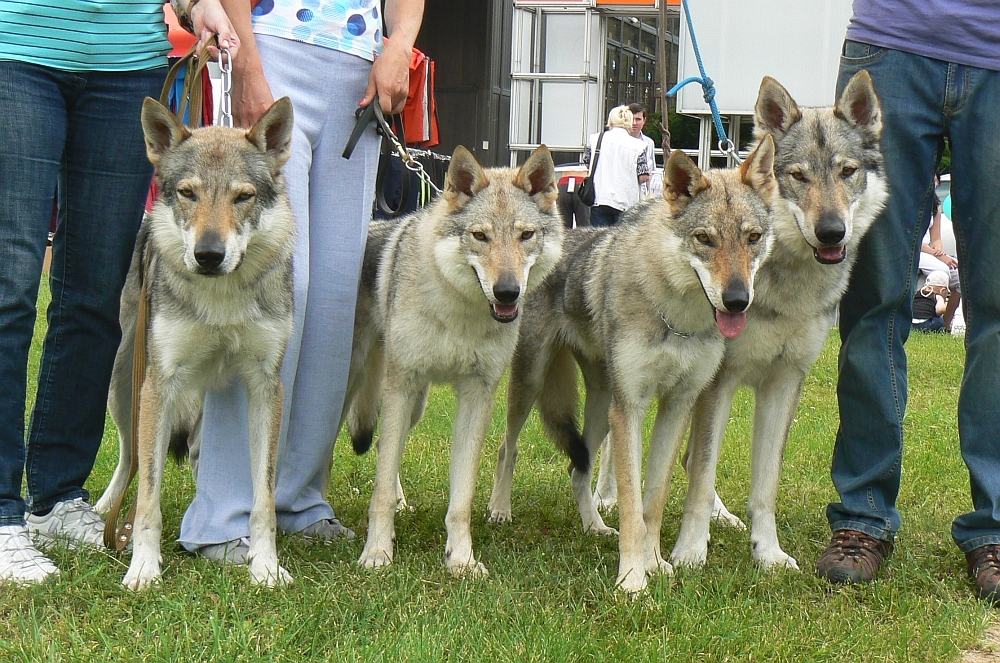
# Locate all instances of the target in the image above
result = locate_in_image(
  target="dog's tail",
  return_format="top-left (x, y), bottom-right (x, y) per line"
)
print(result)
top-left (346, 334), bottom-right (385, 455)
top-left (537, 346), bottom-right (589, 473)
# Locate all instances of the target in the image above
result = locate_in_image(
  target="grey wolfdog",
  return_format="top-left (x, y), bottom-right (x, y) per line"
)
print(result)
top-left (94, 97), bottom-right (296, 590)
top-left (669, 71), bottom-right (889, 571)
top-left (487, 139), bottom-right (779, 593)
top-left (342, 145), bottom-right (564, 577)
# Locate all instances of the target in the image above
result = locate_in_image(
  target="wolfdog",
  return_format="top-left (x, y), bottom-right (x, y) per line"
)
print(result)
top-left (487, 139), bottom-right (778, 593)
top-left (669, 71), bottom-right (888, 571)
top-left (344, 145), bottom-right (563, 577)
top-left (94, 97), bottom-right (296, 590)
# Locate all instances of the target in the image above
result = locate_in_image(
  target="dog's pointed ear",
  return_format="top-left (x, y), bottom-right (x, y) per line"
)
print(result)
top-left (834, 70), bottom-right (882, 138)
top-left (754, 76), bottom-right (801, 142)
top-left (663, 149), bottom-right (709, 213)
top-left (444, 145), bottom-right (489, 211)
top-left (740, 133), bottom-right (777, 206)
top-left (515, 144), bottom-right (557, 211)
top-left (141, 97), bottom-right (190, 167)
top-left (246, 97), bottom-right (294, 175)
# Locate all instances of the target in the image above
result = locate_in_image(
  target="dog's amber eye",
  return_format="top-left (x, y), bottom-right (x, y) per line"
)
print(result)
top-left (841, 166), bottom-right (858, 177)
top-left (520, 230), bottom-right (535, 240)
top-left (695, 232), bottom-right (713, 246)
top-left (178, 188), bottom-right (196, 200)
top-left (472, 231), bottom-right (488, 242)
top-left (748, 232), bottom-right (762, 243)
top-left (235, 191), bottom-right (255, 202)
top-left (790, 171), bottom-right (807, 182)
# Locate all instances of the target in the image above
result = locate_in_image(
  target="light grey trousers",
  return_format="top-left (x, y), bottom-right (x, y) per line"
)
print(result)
top-left (179, 35), bottom-right (379, 549)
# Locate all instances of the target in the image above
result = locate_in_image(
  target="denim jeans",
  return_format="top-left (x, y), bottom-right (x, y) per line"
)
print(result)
top-left (829, 41), bottom-right (1000, 552)
top-left (590, 204), bottom-right (622, 227)
top-left (0, 61), bottom-right (165, 524)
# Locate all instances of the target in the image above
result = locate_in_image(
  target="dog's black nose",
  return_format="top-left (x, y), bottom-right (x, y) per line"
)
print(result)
top-left (815, 212), bottom-right (846, 245)
top-left (493, 274), bottom-right (520, 304)
top-left (194, 233), bottom-right (226, 270)
top-left (722, 278), bottom-right (750, 313)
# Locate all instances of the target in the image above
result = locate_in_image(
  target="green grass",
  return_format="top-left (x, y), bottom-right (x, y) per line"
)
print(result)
top-left (3, 282), bottom-right (989, 662)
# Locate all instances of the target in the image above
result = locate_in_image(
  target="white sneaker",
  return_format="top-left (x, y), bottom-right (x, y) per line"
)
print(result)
top-left (0, 524), bottom-right (59, 585)
top-left (26, 497), bottom-right (105, 549)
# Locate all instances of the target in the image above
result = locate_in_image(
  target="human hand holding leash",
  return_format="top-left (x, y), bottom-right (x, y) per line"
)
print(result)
top-left (173, 0), bottom-right (241, 61)
top-left (360, 0), bottom-right (424, 114)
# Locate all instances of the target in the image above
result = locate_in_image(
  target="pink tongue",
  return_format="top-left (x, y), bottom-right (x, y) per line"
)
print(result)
top-left (494, 303), bottom-right (517, 317)
top-left (716, 310), bottom-right (747, 338)
top-left (818, 246), bottom-right (845, 261)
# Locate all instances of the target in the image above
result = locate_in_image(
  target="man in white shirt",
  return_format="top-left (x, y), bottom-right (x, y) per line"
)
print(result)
top-left (629, 102), bottom-right (657, 194)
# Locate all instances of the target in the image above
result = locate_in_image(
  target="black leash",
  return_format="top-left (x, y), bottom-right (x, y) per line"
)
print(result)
top-left (344, 102), bottom-right (441, 217)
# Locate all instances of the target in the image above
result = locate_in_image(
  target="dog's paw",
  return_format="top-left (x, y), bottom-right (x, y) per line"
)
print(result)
top-left (711, 499), bottom-right (747, 530)
top-left (122, 563), bottom-right (161, 592)
top-left (670, 542), bottom-right (708, 569)
top-left (647, 551), bottom-right (674, 576)
top-left (395, 497), bottom-right (414, 513)
top-left (584, 521), bottom-right (619, 537)
top-left (615, 567), bottom-right (648, 595)
top-left (358, 546), bottom-right (393, 570)
top-left (447, 560), bottom-right (489, 578)
top-left (754, 545), bottom-right (800, 571)
top-left (487, 505), bottom-right (513, 524)
top-left (248, 559), bottom-right (293, 587)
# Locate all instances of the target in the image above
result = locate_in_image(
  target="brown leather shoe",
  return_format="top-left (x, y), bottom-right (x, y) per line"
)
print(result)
top-left (816, 529), bottom-right (892, 584)
top-left (966, 544), bottom-right (1000, 604)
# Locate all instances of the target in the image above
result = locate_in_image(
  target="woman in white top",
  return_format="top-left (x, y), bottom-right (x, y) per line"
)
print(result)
top-left (582, 105), bottom-right (650, 226)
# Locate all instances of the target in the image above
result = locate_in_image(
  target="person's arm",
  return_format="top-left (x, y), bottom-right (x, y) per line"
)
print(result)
top-left (171, 0), bottom-right (240, 59)
top-left (361, 0), bottom-right (425, 113)
top-left (636, 151), bottom-right (650, 184)
top-left (928, 203), bottom-right (944, 252)
top-left (935, 294), bottom-right (947, 316)
top-left (219, 0), bottom-right (273, 128)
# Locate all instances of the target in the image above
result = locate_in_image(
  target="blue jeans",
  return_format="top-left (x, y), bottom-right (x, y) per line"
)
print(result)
top-left (590, 204), bottom-right (622, 227)
top-left (0, 61), bottom-right (165, 524)
top-left (911, 316), bottom-right (945, 333)
top-left (829, 41), bottom-right (1000, 552)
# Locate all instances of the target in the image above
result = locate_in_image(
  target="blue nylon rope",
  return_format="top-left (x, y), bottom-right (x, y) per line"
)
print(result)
top-left (666, 0), bottom-right (733, 154)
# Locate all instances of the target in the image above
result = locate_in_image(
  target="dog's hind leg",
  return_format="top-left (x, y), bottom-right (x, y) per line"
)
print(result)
top-left (488, 339), bottom-right (554, 524)
top-left (95, 337), bottom-right (135, 515)
top-left (246, 374), bottom-right (291, 587)
top-left (444, 376), bottom-right (496, 577)
top-left (593, 434), bottom-right (616, 513)
top-left (672, 377), bottom-right (740, 568)
top-left (680, 431), bottom-right (744, 530)
top-left (574, 357), bottom-right (615, 536)
top-left (122, 373), bottom-right (171, 591)
top-left (746, 364), bottom-right (805, 571)
top-left (393, 383), bottom-right (428, 513)
top-left (359, 374), bottom-right (423, 570)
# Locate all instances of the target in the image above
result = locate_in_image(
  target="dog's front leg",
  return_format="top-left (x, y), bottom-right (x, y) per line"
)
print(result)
top-left (672, 377), bottom-right (741, 568)
top-left (610, 395), bottom-right (650, 595)
top-left (444, 377), bottom-right (496, 577)
top-left (747, 364), bottom-right (805, 571)
top-left (246, 374), bottom-right (291, 587)
top-left (359, 375), bottom-right (422, 570)
top-left (122, 372), bottom-right (170, 591)
top-left (641, 393), bottom-right (696, 576)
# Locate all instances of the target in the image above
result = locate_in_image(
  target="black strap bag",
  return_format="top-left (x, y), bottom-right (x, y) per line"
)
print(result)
top-left (577, 130), bottom-right (605, 207)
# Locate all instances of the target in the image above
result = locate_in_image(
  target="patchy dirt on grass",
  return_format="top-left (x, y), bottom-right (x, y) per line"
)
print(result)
top-left (962, 626), bottom-right (1000, 662)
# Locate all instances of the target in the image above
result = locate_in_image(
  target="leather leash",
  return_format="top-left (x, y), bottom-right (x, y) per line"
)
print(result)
top-left (103, 244), bottom-right (152, 551)
top-left (102, 41), bottom-right (216, 551)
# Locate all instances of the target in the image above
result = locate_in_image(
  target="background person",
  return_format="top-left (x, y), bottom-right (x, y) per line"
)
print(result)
top-left (582, 105), bottom-right (649, 227)
top-left (910, 270), bottom-right (949, 333)
top-left (918, 186), bottom-right (962, 330)
top-left (628, 102), bottom-right (657, 197)
top-left (179, 0), bottom-right (424, 563)
top-left (0, 0), bottom-right (237, 585)
top-left (815, 0), bottom-right (1000, 604)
